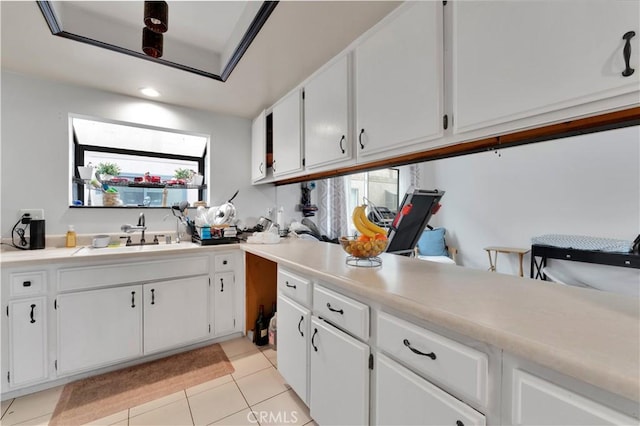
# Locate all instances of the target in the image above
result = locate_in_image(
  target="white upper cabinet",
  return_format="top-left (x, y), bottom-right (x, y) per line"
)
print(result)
top-left (251, 110), bottom-right (266, 183)
top-left (452, 0), bottom-right (640, 136)
top-left (355, 1), bottom-right (444, 162)
top-left (304, 55), bottom-right (353, 170)
top-left (272, 89), bottom-right (303, 177)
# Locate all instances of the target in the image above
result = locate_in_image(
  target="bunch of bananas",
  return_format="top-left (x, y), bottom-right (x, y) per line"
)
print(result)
top-left (352, 205), bottom-right (387, 239)
top-left (340, 205), bottom-right (388, 258)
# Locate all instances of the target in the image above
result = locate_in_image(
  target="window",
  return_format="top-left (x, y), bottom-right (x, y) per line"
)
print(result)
top-left (71, 117), bottom-right (209, 208)
top-left (346, 168), bottom-right (399, 234)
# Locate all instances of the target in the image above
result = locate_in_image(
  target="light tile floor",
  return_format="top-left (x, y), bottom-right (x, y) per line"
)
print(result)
top-left (0, 337), bottom-right (317, 426)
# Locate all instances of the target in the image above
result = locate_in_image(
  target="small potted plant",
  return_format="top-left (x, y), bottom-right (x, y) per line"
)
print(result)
top-left (96, 162), bottom-right (121, 181)
top-left (174, 168), bottom-right (193, 185)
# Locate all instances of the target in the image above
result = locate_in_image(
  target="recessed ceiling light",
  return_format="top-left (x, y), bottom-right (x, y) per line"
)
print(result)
top-left (140, 87), bottom-right (160, 97)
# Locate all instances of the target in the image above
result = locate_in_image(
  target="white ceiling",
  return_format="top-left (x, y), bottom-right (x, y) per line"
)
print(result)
top-left (1, 1), bottom-right (400, 119)
top-left (62, 1), bottom-right (248, 53)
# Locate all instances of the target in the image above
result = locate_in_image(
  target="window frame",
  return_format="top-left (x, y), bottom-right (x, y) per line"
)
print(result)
top-left (70, 115), bottom-right (209, 208)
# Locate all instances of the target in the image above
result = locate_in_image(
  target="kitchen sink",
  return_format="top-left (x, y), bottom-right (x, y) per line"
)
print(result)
top-left (73, 242), bottom-right (200, 256)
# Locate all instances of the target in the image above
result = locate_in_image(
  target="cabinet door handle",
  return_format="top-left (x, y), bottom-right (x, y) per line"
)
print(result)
top-left (298, 315), bottom-right (304, 337)
top-left (285, 281), bottom-right (296, 289)
top-left (220, 278), bottom-right (224, 292)
top-left (456, 421), bottom-right (465, 426)
top-left (23, 280), bottom-right (32, 287)
top-left (131, 291), bottom-right (136, 308)
top-left (326, 302), bottom-right (343, 315)
top-left (339, 135), bottom-right (345, 154)
top-left (311, 327), bottom-right (318, 352)
top-left (358, 129), bottom-right (365, 149)
top-left (29, 304), bottom-right (36, 323)
top-left (272, 160), bottom-right (276, 173)
top-left (259, 162), bottom-right (264, 174)
top-left (151, 289), bottom-right (155, 305)
top-left (403, 339), bottom-right (436, 360)
top-left (622, 31), bottom-right (636, 77)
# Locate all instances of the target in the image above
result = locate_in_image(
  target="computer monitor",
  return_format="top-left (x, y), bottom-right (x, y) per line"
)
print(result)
top-left (385, 187), bottom-right (445, 256)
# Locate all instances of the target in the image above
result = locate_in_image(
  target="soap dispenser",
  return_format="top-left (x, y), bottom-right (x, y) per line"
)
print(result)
top-left (65, 225), bottom-right (77, 248)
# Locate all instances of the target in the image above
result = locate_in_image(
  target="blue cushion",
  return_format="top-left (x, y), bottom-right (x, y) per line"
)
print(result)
top-left (417, 228), bottom-right (449, 257)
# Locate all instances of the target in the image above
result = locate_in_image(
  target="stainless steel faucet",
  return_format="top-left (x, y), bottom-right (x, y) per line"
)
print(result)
top-left (137, 213), bottom-right (146, 243)
top-left (120, 213), bottom-right (148, 245)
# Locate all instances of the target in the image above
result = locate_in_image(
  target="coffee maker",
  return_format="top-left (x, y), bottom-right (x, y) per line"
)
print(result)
top-left (29, 219), bottom-right (46, 250)
top-left (10, 216), bottom-right (45, 250)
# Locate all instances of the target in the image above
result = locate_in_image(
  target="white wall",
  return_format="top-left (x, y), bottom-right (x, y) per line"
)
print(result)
top-left (421, 126), bottom-right (640, 278)
top-left (1, 72), bottom-right (276, 237)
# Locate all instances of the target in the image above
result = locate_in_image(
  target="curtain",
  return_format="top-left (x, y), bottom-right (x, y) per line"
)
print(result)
top-left (409, 163), bottom-right (421, 188)
top-left (316, 176), bottom-right (349, 239)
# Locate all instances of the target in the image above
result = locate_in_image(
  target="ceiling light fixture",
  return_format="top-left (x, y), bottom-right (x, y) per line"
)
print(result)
top-left (142, 1), bottom-right (168, 58)
top-left (140, 87), bottom-right (161, 97)
top-left (142, 27), bottom-right (163, 58)
top-left (144, 1), bottom-right (168, 33)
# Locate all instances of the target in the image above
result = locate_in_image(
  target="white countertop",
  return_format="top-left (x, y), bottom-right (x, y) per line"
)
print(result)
top-left (0, 241), bottom-right (239, 266)
top-left (2, 238), bottom-right (638, 402)
top-left (241, 239), bottom-right (640, 403)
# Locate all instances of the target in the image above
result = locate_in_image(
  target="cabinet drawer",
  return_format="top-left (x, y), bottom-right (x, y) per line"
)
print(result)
top-left (58, 256), bottom-right (210, 292)
top-left (377, 311), bottom-right (488, 405)
top-left (376, 353), bottom-right (485, 426)
top-left (513, 369), bottom-right (637, 425)
top-left (214, 253), bottom-right (235, 272)
top-left (278, 268), bottom-right (312, 307)
top-left (313, 285), bottom-right (369, 341)
top-left (10, 271), bottom-right (46, 296)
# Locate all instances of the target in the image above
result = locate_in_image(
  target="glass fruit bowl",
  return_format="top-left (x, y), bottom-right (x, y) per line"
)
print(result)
top-left (339, 236), bottom-right (388, 267)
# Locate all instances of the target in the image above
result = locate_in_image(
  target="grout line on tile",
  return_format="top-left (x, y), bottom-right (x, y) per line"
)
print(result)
top-left (1, 399), bottom-right (14, 420)
top-left (183, 390), bottom-right (195, 426)
top-left (231, 375), bottom-right (252, 409)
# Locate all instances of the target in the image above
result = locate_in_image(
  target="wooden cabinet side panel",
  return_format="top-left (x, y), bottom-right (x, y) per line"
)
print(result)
top-left (245, 253), bottom-right (278, 334)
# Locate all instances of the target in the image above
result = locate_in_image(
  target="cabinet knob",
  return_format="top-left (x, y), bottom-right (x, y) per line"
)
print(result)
top-left (23, 280), bottom-right (32, 287)
top-left (622, 31), bottom-right (636, 77)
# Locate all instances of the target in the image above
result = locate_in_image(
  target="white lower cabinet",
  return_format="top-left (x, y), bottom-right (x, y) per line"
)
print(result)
top-left (375, 353), bottom-right (485, 426)
top-left (8, 297), bottom-right (47, 387)
top-left (277, 294), bottom-right (310, 405)
top-left (57, 285), bottom-right (143, 375)
top-left (213, 272), bottom-right (235, 335)
top-left (512, 369), bottom-right (637, 425)
top-left (143, 276), bottom-right (209, 354)
top-left (377, 311), bottom-right (488, 406)
top-left (309, 316), bottom-right (369, 426)
top-left (58, 275), bottom-right (210, 374)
